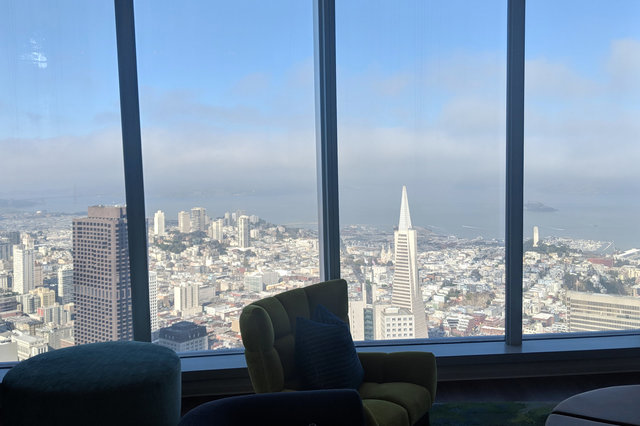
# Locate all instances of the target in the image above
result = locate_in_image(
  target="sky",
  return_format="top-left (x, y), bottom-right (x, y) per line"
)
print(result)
top-left (1, 0), bottom-right (639, 247)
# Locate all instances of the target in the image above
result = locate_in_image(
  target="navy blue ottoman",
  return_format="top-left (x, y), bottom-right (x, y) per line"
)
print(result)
top-left (2, 341), bottom-right (181, 426)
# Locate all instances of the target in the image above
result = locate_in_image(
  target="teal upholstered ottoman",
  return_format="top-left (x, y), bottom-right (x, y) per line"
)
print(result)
top-left (2, 341), bottom-right (181, 426)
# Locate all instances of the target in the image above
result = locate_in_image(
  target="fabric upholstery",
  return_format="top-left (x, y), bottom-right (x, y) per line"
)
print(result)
top-left (179, 389), bottom-right (365, 426)
top-left (358, 351), bottom-right (437, 404)
top-left (240, 279), bottom-right (350, 392)
top-left (295, 305), bottom-right (364, 389)
top-left (359, 382), bottom-right (430, 424)
top-left (239, 279), bottom-right (437, 426)
top-left (2, 341), bottom-right (181, 426)
top-left (362, 399), bottom-right (410, 426)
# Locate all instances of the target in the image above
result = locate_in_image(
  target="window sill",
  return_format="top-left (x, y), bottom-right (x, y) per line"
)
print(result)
top-left (2, 333), bottom-right (639, 397)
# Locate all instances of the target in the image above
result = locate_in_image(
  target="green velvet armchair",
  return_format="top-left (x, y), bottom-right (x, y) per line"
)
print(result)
top-left (240, 279), bottom-right (437, 426)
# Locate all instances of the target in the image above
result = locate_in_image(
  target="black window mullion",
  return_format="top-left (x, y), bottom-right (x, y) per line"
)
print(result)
top-left (114, 0), bottom-right (150, 342)
top-left (313, 0), bottom-right (340, 281)
top-left (505, 0), bottom-right (526, 346)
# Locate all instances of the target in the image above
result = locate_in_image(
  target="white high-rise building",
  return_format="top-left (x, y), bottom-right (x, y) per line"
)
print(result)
top-left (57, 265), bottom-right (74, 304)
top-left (174, 283), bottom-right (200, 317)
top-left (533, 226), bottom-right (539, 247)
top-left (148, 271), bottom-right (159, 339)
top-left (391, 186), bottom-right (428, 338)
top-left (13, 245), bottom-right (35, 295)
top-left (190, 207), bottom-right (207, 233)
top-left (378, 307), bottom-right (415, 340)
top-left (238, 215), bottom-right (250, 249)
top-left (178, 211), bottom-right (191, 233)
top-left (154, 210), bottom-right (166, 236)
top-left (209, 219), bottom-right (224, 243)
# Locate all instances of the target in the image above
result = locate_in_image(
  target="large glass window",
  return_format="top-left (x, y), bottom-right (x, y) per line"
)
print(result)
top-left (336, 1), bottom-right (507, 341)
top-left (0, 1), bottom-right (127, 360)
top-left (135, 0), bottom-right (318, 351)
top-left (523, 0), bottom-right (640, 335)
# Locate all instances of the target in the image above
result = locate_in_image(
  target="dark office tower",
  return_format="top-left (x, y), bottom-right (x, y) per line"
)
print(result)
top-left (8, 231), bottom-right (21, 246)
top-left (0, 241), bottom-right (10, 261)
top-left (72, 206), bottom-right (133, 345)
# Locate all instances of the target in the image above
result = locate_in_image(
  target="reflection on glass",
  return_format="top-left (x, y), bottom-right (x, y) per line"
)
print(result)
top-left (523, 0), bottom-right (640, 334)
top-left (0, 1), bottom-right (126, 360)
top-left (135, 0), bottom-right (318, 351)
top-left (337, 1), bottom-right (507, 340)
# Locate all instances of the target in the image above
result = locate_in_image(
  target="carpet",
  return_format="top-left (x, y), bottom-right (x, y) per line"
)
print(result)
top-left (430, 401), bottom-right (556, 426)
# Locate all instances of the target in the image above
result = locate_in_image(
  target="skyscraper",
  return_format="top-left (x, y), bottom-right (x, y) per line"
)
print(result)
top-left (209, 218), bottom-right (224, 243)
top-left (178, 211), bottom-right (191, 233)
top-left (57, 265), bottom-right (74, 304)
top-left (391, 186), bottom-right (428, 338)
top-left (13, 244), bottom-right (35, 294)
top-left (190, 207), bottom-right (207, 233)
top-left (533, 226), bottom-right (539, 247)
top-left (153, 210), bottom-right (166, 236)
top-left (72, 206), bottom-right (133, 345)
top-left (238, 215), bottom-right (250, 248)
top-left (174, 283), bottom-right (200, 317)
top-left (148, 270), bottom-right (159, 340)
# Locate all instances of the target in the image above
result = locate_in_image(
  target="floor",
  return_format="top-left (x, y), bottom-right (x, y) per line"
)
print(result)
top-left (434, 371), bottom-right (640, 403)
top-left (180, 371), bottom-right (640, 417)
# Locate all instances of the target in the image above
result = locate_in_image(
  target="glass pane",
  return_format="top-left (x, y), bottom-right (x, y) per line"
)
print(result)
top-left (524, 0), bottom-right (640, 335)
top-left (0, 1), bottom-right (127, 361)
top-left (337, 1), bottom-right (507, 341)
top-left (135, 0), bottom-right (318, 351)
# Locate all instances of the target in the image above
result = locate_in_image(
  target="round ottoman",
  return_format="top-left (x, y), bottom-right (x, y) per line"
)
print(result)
top-left (2, 341), bottom-right (181, 426)
top-left (546, 385), bottom-right (640, 426)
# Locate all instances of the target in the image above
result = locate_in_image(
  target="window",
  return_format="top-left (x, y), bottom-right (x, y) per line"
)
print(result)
top-left (135, 0), bottom-right (318, 351)
top-left (337, 0), bottom-right (507, 341)
top-left (0, 0), bottom-right (127, 361)
top-left (523, 0), bottom-right (640, 335)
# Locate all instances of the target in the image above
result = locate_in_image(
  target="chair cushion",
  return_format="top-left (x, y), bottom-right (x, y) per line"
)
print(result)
top-left (295, 304), bottom-right (364, 390)
top-left (362, 398), bottom-right (410, 426)
top-left (359, 381), bottom-right (430, 425)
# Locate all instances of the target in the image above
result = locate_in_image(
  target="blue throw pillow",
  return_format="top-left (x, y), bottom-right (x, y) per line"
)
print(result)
top-left (295, 304), bottom-right (364, 390)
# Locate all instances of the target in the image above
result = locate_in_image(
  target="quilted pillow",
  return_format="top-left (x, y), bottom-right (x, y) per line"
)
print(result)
top-left (295, 304), bottom-right (364, 390)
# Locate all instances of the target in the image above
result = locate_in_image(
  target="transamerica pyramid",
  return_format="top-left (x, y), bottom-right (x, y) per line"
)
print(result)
top-left (391, 186), bottom-right (429, 338)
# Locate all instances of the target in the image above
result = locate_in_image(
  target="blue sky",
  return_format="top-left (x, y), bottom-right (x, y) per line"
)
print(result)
top-left (1, 0), bottom-right (639, 246)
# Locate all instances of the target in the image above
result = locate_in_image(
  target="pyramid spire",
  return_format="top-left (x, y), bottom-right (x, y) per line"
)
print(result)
top-left (398, 185), bottom-right (412, 231)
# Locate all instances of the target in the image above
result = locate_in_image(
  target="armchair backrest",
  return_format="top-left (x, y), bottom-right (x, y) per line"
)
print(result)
top-left (240, 279), bottom-right (349, 393)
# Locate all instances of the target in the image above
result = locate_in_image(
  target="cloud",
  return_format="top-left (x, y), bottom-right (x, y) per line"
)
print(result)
top-left (0, 127), bottom-right (125, 199)
top-left (423, 52), bottom-right (506, 96)
top-left (3, 41), bottom-right (639, 228)
top-left (21, 38), bottom-right (48, 69)
top-left (607, 38), bottom-right (640, 94)
top-left (525, 58), bottom-right (597, 99)
top-left (230, 72), bottom-right (270, 96)
top-left (375, 72), bottom-right (412, 96)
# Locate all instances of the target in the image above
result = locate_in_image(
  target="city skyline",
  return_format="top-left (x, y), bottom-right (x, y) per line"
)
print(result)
top-left (2, 189), bottom-right (640, 361)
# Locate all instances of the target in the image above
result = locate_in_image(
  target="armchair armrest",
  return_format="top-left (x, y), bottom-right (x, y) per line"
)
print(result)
top-left (357, 351), bottom-right (437, 403)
